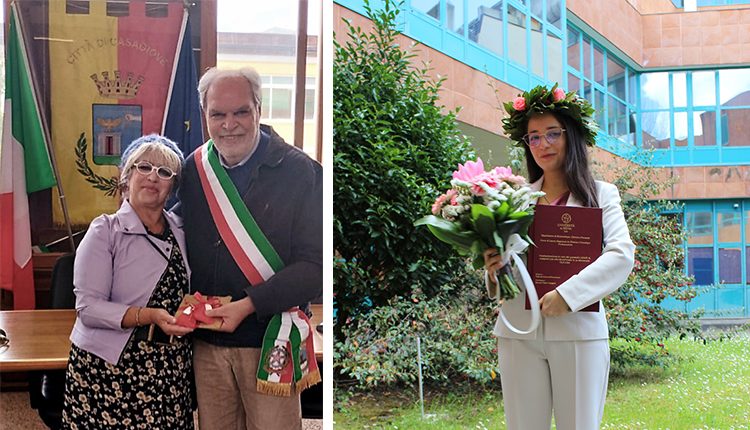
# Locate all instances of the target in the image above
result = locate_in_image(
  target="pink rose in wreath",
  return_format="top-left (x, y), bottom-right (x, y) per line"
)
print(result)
top-left (552, 87), bottom-right (566, 102)
top-left (512, 97), bottom-right (526, 111)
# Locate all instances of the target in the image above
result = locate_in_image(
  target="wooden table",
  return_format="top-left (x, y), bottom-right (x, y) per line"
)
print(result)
top-left (0, 305), bottom-right (324, 372)
top-left (0, 310), bottom-right (75, 372)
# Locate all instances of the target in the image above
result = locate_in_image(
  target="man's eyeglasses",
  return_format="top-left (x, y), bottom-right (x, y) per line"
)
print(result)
top-left (132, 161), bottom-right (177, 180)
top-left (522, 127), bottom-right (566, 148)
top-left (0, 328), bottom-right (9, 349)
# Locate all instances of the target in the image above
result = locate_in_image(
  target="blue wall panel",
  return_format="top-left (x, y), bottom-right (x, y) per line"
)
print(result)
top-left (687, 290), bottom-right (716, 315)
top-left (406, 14), bottom-right (443, 49)
top-left (463, 44), bottom-right (503, 81)
top-left (716, 287), bottom-right (745, 316)
top-left (443, 32), bottom-right (464, 59)
top-left (692, 148), bottom-right (720, 165)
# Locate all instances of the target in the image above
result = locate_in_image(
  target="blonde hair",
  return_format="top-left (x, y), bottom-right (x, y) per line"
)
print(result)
top-left (119, 134), bottom-right (184, 198)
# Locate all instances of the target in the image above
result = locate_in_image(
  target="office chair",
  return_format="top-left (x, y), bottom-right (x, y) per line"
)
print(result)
top-left (28, 253), bottom-right (75, 429)
top-left (300, 365), bottom-right (324, 419)
top-left (300, 301), bottom-right (323, 419)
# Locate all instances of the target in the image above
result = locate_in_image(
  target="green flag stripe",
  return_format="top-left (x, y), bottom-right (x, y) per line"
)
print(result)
top-left (289, 323), bottom-right (303, 382)
top-left (6, 8), bottom-right (55, 193)
top-left (205, 141), bottom-right (285, 271)
top-left (257, 314), bottom-right (282, 381)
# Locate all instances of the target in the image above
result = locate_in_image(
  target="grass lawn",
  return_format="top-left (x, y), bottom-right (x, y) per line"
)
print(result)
top-left (334, 333), bottom-right (750, 429)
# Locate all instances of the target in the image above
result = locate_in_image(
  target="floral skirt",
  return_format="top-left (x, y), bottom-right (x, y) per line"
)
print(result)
top-left (61, 339), bottom-right (193, 430)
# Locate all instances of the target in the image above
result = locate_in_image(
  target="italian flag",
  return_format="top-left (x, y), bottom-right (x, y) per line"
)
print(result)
top-left (0, 5), bottom-right (57, 310)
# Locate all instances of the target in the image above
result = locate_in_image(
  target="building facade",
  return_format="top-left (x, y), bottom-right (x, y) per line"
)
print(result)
top-left (217, 31), bottom-right (319, 159)
top-left (334, 0), bottom-right (750, 318)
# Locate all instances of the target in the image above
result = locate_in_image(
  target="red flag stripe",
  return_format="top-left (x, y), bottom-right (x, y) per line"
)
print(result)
top-left (194, 146), bottom-right (265, 285)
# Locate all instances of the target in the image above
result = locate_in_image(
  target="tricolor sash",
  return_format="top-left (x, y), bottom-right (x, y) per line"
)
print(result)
top-left (194, 140), bottom-right (321, 396)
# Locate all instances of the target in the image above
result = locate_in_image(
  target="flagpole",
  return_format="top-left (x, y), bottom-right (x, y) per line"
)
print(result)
top-left (12, 2), bottom-right (76, 253)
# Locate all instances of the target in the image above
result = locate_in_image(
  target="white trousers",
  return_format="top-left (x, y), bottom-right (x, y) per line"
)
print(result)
top-left (497, 334), bottom-right (610, 430)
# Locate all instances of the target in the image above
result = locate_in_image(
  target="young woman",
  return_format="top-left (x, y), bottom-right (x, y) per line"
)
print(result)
top-left (484, 85), bottom-right (635, 430)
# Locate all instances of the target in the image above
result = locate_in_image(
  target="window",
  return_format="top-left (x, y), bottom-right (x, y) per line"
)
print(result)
top-left (718, 68), bottom-right (750, 105)
top-left (566, 24), bottom-right (636, 147)
top-left (673, 72), bottom-right (687, 108)
top-left (106, 1), bottom-right (129, 17)
top-left (413, 0), bottom-right (440, 20)
top-left (692, 71), bottom-right (715, 106)
top-left (468, 1), bottom-right (503, 56)
top-left (718, 210), bottom-right (742, 284)
top-left (447, 0), bottom-right (464, 34)
top-left (567, 27), bottom-right (580, 72)
top-left (547, 31), bottom-right (563, 84)
top-left (507, 5), bottom-right (527, 67)
top-left (217, 0), bottom-right (321, 160)
top-left (668, 201), bottom-right (750, 317)
top-left (638, 68), bottom-right (750, 159)
top-left (66, 0), bottom-right (90, 14)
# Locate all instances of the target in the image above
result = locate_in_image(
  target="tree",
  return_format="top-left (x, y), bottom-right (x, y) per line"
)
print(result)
top-left (333, 0), bottom-right (475, 339)
top-left (600, 153), bottom-right (702, 369)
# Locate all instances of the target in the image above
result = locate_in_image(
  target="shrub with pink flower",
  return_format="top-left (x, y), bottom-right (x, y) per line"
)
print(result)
top-left (415, 157), bottom-right (544, 300)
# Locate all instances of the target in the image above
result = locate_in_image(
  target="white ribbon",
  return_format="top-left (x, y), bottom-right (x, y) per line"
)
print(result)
top-left (488, 233), bottom-right (541, 335)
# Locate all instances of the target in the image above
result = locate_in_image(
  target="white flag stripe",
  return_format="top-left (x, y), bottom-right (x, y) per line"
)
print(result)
top-left (0, 102), bottom-right (32, 269)
top-left (267, 313), bottom-right (295, 382)
top-left (199, 150), bottom-right (276, 280)
top-left (0, 100), bottom-right (13, 194)
top-left (290, 311), bottom-right (310, 343)
top-left (278, 312), bottom-right (294, 342)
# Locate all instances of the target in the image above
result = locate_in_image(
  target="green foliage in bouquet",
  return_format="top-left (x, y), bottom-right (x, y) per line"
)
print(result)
top-left (333, 0), bottom-right (475, 338)
top-left (416, 197), bottom-right (536, 271)
top-left (414, 158), bottom-right (542, 300)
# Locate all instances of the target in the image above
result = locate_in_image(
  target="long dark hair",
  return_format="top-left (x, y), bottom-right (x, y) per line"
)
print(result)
top-left (523, 112), bottom-right (599, 208)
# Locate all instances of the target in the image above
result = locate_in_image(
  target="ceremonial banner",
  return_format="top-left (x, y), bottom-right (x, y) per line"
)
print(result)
top-left (47, 1), bottom-right (183, 224)
top-left (163, 13), bottom-right (204, 157)
top-left (0, 5), bottom-right (56, 309)
top-left (526, 205), bottom-right (603, 312)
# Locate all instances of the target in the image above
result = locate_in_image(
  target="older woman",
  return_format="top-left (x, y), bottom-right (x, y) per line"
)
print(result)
top-left (62, 135), bottom-right (195, 429)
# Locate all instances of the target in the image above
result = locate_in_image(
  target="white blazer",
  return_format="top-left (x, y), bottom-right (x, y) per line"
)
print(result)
top-left (491, 178), bottom-right (635, 341)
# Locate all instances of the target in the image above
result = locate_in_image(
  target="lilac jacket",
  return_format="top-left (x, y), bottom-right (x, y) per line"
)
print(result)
top-left (69, 200), bottom-right (190, 364)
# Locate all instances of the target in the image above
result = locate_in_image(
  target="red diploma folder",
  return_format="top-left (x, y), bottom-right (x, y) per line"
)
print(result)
top-left (525, 205), bottom-right (603, 312)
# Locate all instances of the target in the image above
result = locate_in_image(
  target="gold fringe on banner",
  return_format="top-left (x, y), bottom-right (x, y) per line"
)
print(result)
top-left (295, 369), bottom-right (321, 392)
top-left (256, 379), bottom-right (292, 397)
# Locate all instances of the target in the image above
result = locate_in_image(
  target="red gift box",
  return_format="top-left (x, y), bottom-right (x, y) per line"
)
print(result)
top-left (174, 292), bottom-right (232, 330)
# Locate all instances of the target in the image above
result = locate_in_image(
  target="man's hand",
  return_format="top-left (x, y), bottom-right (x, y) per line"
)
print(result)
top-left (538, 290), bottom-right (571, 317)
top-left (205, 296), bottom-right (256, 332)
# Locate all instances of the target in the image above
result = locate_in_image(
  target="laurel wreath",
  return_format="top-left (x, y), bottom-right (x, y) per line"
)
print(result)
top-left (501, 83), bottom-right (599, 147)
top-left (74, 132), bottom-right (120, 197)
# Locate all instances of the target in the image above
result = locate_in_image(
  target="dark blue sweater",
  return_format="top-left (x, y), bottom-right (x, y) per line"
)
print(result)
top-left (177, 125), bottom-right (323, 347)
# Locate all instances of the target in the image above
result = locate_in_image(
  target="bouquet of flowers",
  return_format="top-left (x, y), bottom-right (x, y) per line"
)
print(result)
top-left (415, 158), bottom-right (544, 301)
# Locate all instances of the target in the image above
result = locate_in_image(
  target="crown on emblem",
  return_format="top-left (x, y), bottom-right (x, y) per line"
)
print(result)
top-left (90, 71), bottom-right (144, 99)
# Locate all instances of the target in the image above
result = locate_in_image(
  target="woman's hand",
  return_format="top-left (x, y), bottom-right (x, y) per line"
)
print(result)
top-left (483, 248), bottom-right (505, 284)
top-left (538, 290), bottom-right (570, 317)
top-left (147, 308), bottom-right (194, 337)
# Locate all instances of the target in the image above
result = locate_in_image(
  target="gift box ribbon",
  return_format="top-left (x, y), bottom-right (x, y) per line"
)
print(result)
top-left (175, 292), bottom-right (224, 329)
